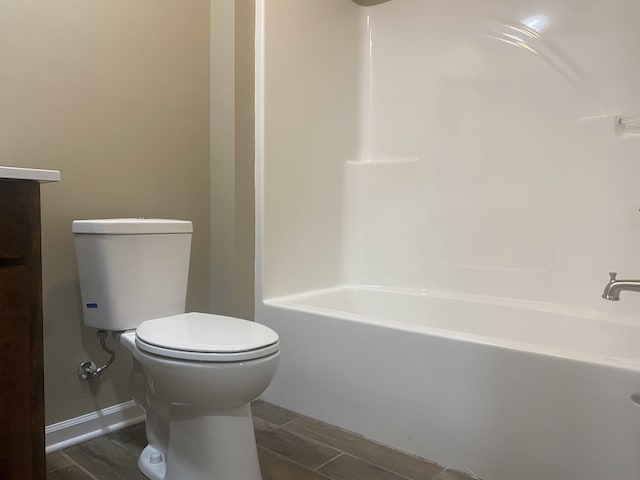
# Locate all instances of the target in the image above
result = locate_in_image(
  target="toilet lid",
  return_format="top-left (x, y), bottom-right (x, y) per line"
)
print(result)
top-left (135, 312), bottom-right (279, 361)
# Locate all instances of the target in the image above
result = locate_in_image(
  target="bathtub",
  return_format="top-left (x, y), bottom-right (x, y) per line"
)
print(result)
top-left (258, 285), bottom-right (640, 480)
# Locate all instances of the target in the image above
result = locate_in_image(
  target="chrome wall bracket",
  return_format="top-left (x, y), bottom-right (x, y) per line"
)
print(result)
top-left (77, 330), bottom-right (116, 381)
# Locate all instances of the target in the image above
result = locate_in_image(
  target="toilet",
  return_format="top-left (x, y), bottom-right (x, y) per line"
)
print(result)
top-left (72, 218), bottom-right (279, 480)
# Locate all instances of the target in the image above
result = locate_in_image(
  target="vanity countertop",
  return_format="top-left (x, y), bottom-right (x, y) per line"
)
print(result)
top-left (0, 166), bottom-right (60, 183)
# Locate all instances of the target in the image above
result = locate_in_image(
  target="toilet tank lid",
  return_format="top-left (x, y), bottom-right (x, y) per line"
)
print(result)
top-left (72, 218), bottom-right (193, 235)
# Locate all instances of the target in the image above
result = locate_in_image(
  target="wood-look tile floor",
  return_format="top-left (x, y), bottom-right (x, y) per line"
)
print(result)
top-left (47, 400), bottom-right (478, 480)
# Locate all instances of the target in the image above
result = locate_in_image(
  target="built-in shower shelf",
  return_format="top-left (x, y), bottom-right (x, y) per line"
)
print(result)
top-left (346, 157), bottom-right (419, 165)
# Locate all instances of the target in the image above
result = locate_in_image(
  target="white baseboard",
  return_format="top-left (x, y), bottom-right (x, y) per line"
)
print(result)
top-left (45, 400), bottom-right (145, 453)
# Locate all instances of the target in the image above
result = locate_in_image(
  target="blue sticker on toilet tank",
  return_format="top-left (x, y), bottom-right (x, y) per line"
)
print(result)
top-left (86, 303), bottom-right (98, 309)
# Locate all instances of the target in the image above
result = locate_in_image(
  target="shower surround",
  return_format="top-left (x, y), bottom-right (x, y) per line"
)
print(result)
top-left (255, 1), bottom-right (640, 479)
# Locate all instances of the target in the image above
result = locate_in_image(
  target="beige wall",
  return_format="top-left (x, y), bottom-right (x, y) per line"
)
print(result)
top-left (0, 0), bottom-right (211, 424)
top-left (233, 0), bottom-right (255, 321)
top-left (210, 0), bottom-right (255, 321)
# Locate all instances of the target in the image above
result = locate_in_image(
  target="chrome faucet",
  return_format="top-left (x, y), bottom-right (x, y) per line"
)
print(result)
top-left (601, 272), bottom-right (640, 301)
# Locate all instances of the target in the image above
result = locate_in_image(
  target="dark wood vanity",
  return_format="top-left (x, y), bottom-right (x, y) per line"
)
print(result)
top-left (0, 169), bottom-right (58, 480)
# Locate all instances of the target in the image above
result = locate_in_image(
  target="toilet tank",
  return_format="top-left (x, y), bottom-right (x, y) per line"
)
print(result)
top-left (72, 218), bottom-right (193, 331)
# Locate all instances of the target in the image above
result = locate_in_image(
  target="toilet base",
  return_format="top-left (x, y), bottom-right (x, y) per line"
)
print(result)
top-left (139, 445), bottom-right (166, 480)
top-left (165, 403), bottom-right (262, 480)
top-left (136, 403), bottom-right (262, 480)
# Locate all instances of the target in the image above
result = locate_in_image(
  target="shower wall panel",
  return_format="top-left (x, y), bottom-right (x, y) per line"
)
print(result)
top-left (261, 0), bottom-right (640, 320)
top-left (261, 0), bottom-right (361, 299)
top-left (344, 0), bottom-right (640, 318)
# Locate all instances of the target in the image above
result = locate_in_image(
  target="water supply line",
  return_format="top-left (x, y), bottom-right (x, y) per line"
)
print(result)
top-left (77, 330), bottom-right (116, 381)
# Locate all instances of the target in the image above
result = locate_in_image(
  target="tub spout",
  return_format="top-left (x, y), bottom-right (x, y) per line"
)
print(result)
top-left (601, 272), bottom-right (640, 301)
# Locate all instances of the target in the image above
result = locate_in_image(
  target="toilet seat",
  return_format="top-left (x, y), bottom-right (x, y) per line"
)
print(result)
top-left (135, 312), bottom-right (280, 362)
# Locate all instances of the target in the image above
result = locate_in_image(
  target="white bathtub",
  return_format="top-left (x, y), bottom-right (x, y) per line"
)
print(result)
top-left (258, 285), bottom-right (640, 480)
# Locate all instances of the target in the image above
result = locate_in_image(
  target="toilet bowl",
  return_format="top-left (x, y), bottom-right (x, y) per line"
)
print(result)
top-left (72, 218), bottom-right (280, 480)
top-left (121, 313), bottom-right (279, 480)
